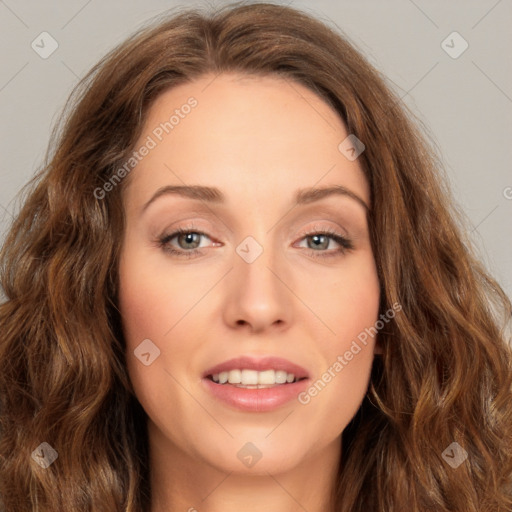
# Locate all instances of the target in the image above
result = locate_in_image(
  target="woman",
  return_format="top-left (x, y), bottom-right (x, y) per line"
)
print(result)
top-left (0, 2), bottom-right (511, 511)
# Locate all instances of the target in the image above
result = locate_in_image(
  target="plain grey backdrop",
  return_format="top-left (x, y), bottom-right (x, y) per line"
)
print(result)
top-left (0, 0), bottom-right (511, 298)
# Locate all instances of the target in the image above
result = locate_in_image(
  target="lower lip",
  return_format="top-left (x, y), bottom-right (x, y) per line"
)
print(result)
top-left (202, 377), bottom-right (310, 412)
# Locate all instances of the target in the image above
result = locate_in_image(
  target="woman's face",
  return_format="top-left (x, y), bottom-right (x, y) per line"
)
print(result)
top-left (118, 72), bottom-right (381, 474)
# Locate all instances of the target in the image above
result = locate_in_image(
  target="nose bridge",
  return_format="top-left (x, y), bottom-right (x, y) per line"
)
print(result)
top-left (235, 231), bottom-right (282, 298)
top-left (224, 229), bottom-right (293, 331)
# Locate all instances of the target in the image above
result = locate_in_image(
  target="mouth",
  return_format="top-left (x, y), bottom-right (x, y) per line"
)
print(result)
top-left (201, 356), bottom-right (311, 412)
top-left (206, 370), bottom-right (308, 388)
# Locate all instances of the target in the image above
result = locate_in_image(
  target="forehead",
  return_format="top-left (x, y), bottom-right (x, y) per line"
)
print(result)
top-left (123, 72), bottom-right (369, 210)
top-left (142, 72), bottom-right (347, 147)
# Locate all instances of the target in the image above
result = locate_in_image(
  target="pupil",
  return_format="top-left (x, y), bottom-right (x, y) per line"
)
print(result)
top-left (180, 233), bottom-right (200, 249)
top-left (310, 235), bottom-right (328, 250)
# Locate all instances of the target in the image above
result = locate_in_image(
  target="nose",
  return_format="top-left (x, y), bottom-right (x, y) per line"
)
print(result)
top-left (222, 238), bottom-right (293, 334)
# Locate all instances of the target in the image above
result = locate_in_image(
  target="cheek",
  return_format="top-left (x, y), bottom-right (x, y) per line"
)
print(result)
top-left (330, 251), bottom-right (381, 374)
top-left (314, 249), bottom-right (380, 346)
top-left (118, 244), bottom-right (208, 345)
top-left (117, 244), bottom-right (200, 384)
top-left (298, 251), bottom-right (380, 431)
top-left (117, 245), bottom-right (210, 429)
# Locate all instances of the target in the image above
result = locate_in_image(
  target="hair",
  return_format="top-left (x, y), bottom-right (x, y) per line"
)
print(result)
top-left (1, 1), bottom-right (511, 511)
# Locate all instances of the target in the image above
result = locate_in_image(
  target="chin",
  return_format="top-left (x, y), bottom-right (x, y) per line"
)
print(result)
top-left (191, 431), bottom-right (314, 476)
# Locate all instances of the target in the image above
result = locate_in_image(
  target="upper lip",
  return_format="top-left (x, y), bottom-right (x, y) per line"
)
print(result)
top-left (202, 356), bottom-right (310, 380)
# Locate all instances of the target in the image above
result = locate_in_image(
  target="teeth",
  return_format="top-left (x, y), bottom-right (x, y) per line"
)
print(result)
top-left (275, 370), bottom-right (287, 383)
top-left (241, 369), bottom-right (259, 385)
top-left (211, 369), bottom-right (299, 385)
top-left (257, 369), bottom-right (275, 385)
top-left (227, 369), bottom-right (241, 384)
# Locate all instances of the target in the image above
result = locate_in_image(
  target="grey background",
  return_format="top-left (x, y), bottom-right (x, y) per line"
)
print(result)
top-left (0, 0), bottom-right (511, 298)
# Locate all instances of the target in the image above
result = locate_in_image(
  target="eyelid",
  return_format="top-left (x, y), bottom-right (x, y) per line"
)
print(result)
top-left (295, 221), bottom-right (349, 239)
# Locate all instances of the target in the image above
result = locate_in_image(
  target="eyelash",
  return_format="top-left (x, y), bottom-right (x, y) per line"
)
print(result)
top-left (156, 224), bottom-right (354, 260)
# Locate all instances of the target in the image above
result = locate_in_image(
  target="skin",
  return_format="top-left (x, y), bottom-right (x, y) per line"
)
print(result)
top-left (118, 72), bottom-right (381, 512)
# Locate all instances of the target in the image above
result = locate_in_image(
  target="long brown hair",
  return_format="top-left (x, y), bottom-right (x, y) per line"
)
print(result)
top-left (1, 2), bottom-right (511, 510)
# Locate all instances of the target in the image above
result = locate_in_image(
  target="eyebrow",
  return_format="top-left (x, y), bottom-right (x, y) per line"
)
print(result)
top-left (141, 184), bottom-right (369, 214)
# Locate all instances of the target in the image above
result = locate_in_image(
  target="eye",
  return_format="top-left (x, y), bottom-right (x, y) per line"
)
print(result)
top-left (295, 227), bottom-right (354, 259)
top-left (157, 227), bottom-right (214, 259)
top-left (155, 224), bottom-right (354, 260)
